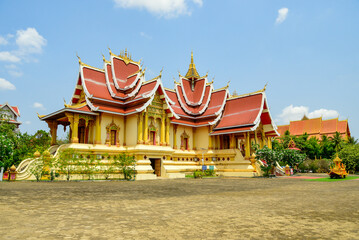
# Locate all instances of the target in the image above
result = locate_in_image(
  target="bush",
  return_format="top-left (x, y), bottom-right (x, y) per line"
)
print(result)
top-left (204, 169), bottom-right (215, 176)
top-left (193, 170), bottom-right (203, 179)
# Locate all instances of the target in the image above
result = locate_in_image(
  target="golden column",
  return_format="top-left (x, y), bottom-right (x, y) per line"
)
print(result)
top-left (208, 126), bottom-right (212, 149)
top-left (261, 131), bottom-right (266, 148)
top-left (143, 111), bottom-right (148, 144)
top-left (254, 129), bottom-right (258, 145)
top-left (245, 132), bottom-right (251, 159)
top-left (267, 137), bottom-right (272, 149)
top-left (88, 121), bottom-right (94, 144)
top-left (229, 134), bottom-right (235, 149)
top-left (173, 124), bottom-right (177, 149)
top-left (161, 114), bottom-right (165, 145)
top-left (72, 113), bottom-right (79, 143)
top-left (137, 113), bottom-right (143, 144)
top-left (123, 116), bottom-right (127, 146)
top-left (165, 116), bottom-right (170, 145)
top-left (216, 135), bottom-right (220, 149)
top-left (95, 114), bottom-right (101, 144)
top-left (47, 120), bottom-right (58, 145)
top-left (193, 128), bottom-right (196, 150)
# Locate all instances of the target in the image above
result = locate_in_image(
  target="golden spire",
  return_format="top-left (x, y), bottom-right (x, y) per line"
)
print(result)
top-left (185, 51), bottom-right (200, 80)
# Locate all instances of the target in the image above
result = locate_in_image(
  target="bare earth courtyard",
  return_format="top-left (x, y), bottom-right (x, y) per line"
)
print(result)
top-left (1, 175), bottom-right (358, 240)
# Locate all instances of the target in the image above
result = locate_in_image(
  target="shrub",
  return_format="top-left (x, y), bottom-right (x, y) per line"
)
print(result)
top-left (193, 170), bottom-right (203, 179)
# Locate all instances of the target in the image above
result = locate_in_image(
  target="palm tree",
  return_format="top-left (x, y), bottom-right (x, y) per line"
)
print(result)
top-left (330, 132), bottom-right (343, 153)
top-left (346, 136), bottom-right (358, 145)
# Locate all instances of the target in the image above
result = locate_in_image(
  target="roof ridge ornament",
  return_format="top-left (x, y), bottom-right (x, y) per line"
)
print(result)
top-left (184, 51), bottom-right (201, 80)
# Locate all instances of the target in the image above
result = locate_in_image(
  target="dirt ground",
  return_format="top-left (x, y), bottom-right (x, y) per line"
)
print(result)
top-left (0, 174), bottom-right (358, 240)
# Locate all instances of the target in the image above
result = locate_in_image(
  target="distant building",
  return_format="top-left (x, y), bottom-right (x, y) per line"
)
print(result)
top-left (0, 103), bottom-right (21, 128)
top-left (277, 115), bottom-right (350, 140)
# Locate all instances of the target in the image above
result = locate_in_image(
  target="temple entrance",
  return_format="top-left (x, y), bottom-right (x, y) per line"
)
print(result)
top-left (78, 126), bottom-right (86, 143)
top-left (150, 158), bottom-right (161, 176)
top-left (150, 131), bottom-right (156, 145)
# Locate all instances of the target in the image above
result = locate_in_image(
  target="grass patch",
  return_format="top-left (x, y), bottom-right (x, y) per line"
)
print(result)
top-left (305, 176), bottom-right (359, 182)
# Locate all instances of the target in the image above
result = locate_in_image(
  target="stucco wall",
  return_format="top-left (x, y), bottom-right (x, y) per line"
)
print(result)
top-left (176, 125), bottom-right (193, 149)
top-left (195, 126), bottom-right (209, 150)
top-left (126, 114), bottom-right (138, 146)
top-left (100, 113), bottom-right (124, 145)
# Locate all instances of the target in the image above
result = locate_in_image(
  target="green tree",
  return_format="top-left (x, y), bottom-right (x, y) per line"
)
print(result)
top-left (320, 135), bottom-right (335, 159)
top-left (281, 149), bottom-right (306, 171)
top-left (330, 132), bottom-right (343, 153)
top-left (113, 153), bottom-right (136, 180)
top-left (29, 157), bottom-right (45, 182)
top-left (255, 146), bottom-right (283, 177)
top-left (338, 144), bottom-right (359, 173)
top-left (57, 148), bottom-right (78, 181)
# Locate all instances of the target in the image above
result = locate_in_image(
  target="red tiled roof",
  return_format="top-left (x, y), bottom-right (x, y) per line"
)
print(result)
top-left (276, 118), bottom-right (350, 138)
top-left (214, 93), bottom-right (263, 130)
top-left (211, 126), bottom-right (252, 135)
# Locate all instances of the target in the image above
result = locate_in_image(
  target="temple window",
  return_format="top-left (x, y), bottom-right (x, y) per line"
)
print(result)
top-left (180, 131), bottom-right (190, 150)
top-left (105, 121), bottom-right (120, 146)
top-left (110, 129), bottom-right (116, 145)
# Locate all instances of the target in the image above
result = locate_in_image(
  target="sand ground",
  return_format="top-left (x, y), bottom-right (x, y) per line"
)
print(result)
top-left (0, 174), bottom-right (358, 240)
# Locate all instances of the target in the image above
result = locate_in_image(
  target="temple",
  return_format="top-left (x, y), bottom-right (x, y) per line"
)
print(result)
top-left (37, 50), bottom-right (279, 179)
top-left (277, 115), bottom-right (350, 140)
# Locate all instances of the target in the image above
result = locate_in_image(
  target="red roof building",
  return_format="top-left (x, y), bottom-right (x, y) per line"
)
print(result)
top-left (277, 116), bottom-right (350, 140)
top-left (0, 102), bottom-right (21, 128)
top-left (38, 50), bottom-right (279, 178)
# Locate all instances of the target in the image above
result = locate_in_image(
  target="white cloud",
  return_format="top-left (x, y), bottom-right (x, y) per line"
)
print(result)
top-left (24, 121), bottom-right (31, 125)
top-left (16, 28), bottom-right (47, 55)
top-left (276, 7), bottom-right (289, 24)
top-left (276, 105), bottom-right (339, 125)
top-left (113, 0), bottom-right (203, 18)
top-left (33, 102), bottom-right (45, 110)
top-left (0, 51), bottom-right (21, 62)
top-left (0, 36), bottom-right (8, 45)
top-left (192, 0), bottom-right (203, 7)
top-left (307, 109), bottom-right (339, 119)
top-left (5, 64), bottom-right (17, 69)
top-left (140, 32), bottom-right (152, 39)
top-left (8, 70), bottom-right (23, 78)
top-left (0, 78), bottom-right (16, 90)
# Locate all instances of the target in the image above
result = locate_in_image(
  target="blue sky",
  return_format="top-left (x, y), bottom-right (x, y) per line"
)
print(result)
top-left (0, 0), bottom-right (358, 138)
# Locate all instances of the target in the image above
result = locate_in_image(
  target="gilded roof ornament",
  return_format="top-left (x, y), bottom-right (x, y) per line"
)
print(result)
top-left (102, 54), bottom-right (110, 64)
top-left (184, 51), bottom-right (201, 80)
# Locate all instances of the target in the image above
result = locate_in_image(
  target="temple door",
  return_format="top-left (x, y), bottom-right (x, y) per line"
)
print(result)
top-left (78, 126), bottom-right (85, 143)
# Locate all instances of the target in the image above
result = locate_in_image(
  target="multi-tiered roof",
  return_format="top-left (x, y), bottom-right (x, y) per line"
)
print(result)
top-left (40, 50), bottom-right (278, 137)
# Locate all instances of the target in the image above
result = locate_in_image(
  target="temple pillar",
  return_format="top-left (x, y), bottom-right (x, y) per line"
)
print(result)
top-left (123, 116), bottom-right (127, 146)
top-left (95, 114), bottom-right (101, 144)
top-left (165, 116), bottom-right (170, 145)
top-left (88, 121), bottom-right (94, 144)
top-left (160, 114), bottom-right (165, 145)
top-left (143, 111), bottom-right (148, 144)
top-left (173, 125), bottom-right (177, 149)
top-left (208, 126), bottom-right (212, 149)
top-left (267, 137), bottom-right (272, 149)
top-left (72, 114), bottom-right (79, 143)
top-left (137, 113), bottom-right (143, 144)
top-left (47, 120), bottom-right (58, 145)
top-left (230, 134), bottom-right (235, 149)
top-left (261, 131), bottom-right (266, 148)
top-left (193, 128), bottom-right (196, 150)
top-left (245, 132), bottom-right (251, 159)
top-left (254, 129), bottom-right (258, 145)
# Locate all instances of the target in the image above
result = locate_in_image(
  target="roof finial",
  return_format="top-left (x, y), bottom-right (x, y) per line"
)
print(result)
top-left (159, 67), bottom-right (164, 77)
top-left (76, 52), bottom-right (82, 64)
top-left (185, 51), bottom-right (200, 80)
top-left (191, 50), bottom-right (194, 64)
